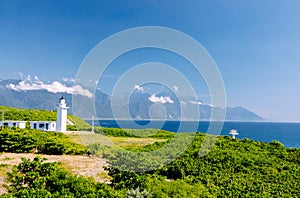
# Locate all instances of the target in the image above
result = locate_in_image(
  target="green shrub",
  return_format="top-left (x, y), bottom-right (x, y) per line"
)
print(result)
top-left (104, 133), bottom-right (300, 197)
top-left (94, 127), bottom-right (136, 137)
top-left (0, 128), bottom-right (86, 155)
top-left (126, 187), bottom-right (152, 198)
top-left (94, 127), bottom-right (175, 138)
top-left (2, 157), bottom-right (121, 197)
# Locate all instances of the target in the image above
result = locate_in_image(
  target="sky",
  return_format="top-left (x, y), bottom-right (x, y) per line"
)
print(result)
top-left (0, 0), bottom-right (300, 121)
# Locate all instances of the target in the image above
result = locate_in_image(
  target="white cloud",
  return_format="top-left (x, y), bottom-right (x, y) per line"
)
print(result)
top-left (62, 77), bottom-right (75, 82)
top-left (148, 94), bottom-right (174, 104)
top-left (25, 75), bottom-right (31, 81)
top-left (173, 85), bottom-right (179, 92)
top-left (34, 75), bottom-right (40, 81)
top-left (134, 84), bottom-right (144, 91)
top-left (72, 85), bottom-right (93, 98)
top-left (189, 100), bottom-right (202, 105)
top-left (180, 101), bottom-right (186, 105)
top-left (7, 75), bottom-right (93, 98)
top-left (89, 79), bottom-right (99, 84)
top-left (18, 72), bottom-right (23, 80)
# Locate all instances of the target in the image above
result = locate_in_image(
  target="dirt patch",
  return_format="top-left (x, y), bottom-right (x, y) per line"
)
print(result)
top-left (0, 153), bottom-right (109, 195)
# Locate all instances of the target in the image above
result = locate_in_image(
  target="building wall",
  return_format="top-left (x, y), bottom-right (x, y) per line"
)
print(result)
top-left (30, 121), bottom-right (56, 131)
top-left (0, 121), bottom-right (26, 129)
top-left (19, 122), bottom-right (26, 129)
top-left (1, 99), bottom-right (68, 132)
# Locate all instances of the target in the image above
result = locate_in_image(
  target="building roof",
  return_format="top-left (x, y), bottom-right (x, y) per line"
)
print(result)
top-left (30, 121), bottom-right (56, 123)
top-left (1, 120), bottom-right (27, 123)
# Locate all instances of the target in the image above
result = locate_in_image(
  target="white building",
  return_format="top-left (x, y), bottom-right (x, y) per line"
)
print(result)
top-left (56, 97), bottom-right (69, 132)
top-left (30, 121), bottom-right (56, 131)
top-left (0, 121), bottom-right (26, 129)
top-left (1, 97), bottom-right (69, 132)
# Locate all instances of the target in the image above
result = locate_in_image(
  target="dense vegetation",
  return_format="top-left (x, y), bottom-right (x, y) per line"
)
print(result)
top-left (1, 130), bottom-right (299, 197)
top-left (0, 106), bottom-right (56, 121)
top-left (105, 133), bottom-right (300, 197)
top-left (0, 104), bottom-right (298, 196)
top-left (94, 127), bottom-right (175, 139)
top-left (0, 128), bottom-right (86, 155)
top-left (1, 157), bottom-right (121, 197)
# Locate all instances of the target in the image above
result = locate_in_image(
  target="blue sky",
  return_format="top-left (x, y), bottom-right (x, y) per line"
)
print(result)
top-left (0, 0), bottom-right (300, 121)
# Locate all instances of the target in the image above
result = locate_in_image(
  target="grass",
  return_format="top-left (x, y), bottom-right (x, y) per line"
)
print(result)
top-left (66, 131), bottom-right (167, 148)
top-left (65, 131), bottom-right (113, 146)
top-left (67, 115), bottom-right (91, 129)
top-left (108, 136), bottom-right (166, 148)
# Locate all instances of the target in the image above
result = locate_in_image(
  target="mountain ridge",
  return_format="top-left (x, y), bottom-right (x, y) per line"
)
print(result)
top-left (0, 78), bottom-right (264, 121)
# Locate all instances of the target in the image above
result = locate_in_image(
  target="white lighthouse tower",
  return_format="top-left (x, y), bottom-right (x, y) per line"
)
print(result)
top-left (229, 129), bottom-right (239, 139)
top-left (56, 97), bottom-right (69, 132)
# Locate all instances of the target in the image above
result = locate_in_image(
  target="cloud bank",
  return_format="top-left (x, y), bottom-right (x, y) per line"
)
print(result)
top-left (189, 100), bottom-right (202, 105)
top-left (148, 94), bottom-right (174, 104)
top-left (134, 84), bottom-right (144, 91)
top-left (62, 77), bottom-right (75, 82)
top-left (173, 85), bottom-right (179, 92)
top-left (7, 75), bottom-right (93, 98)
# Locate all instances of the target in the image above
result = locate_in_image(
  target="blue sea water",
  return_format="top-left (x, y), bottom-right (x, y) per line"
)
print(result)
top-left (90, 120), bottom-right (300, 148)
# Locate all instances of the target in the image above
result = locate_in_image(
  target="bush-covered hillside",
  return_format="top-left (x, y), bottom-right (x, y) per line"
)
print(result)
top-left (0, 128), bottom-right (86, 155)
top-left (1, 157), bottom-right (120, 198)
top-left (0, 106), bottom-right (56, 121)
top-left (2, 132), bottom-right (298, 197)
top-left (105, 133), bottom-right (300, 197)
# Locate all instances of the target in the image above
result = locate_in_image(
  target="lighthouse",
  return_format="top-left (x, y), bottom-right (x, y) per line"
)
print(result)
top-left (56, 97), bottom-right (69, 132)
top-left (229, 129), bottom-right (239, 139)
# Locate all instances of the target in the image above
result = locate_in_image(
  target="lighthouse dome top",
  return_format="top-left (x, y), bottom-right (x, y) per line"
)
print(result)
top-left (58, 96), bottom-right (68, 108)
top-left (59, 96), bottom-right (65, 103)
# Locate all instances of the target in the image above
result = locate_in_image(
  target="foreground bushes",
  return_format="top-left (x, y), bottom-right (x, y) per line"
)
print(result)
top-left (1, 157), bottom-right (121, 197)
top-left (0, 128), bottom-right (86, 155)
top-left (105, 133), bottom-right (300, 197)
top-left (1, 130), bottom-right (299, 197)
top-left (1, 157), bottom-right (210, 197)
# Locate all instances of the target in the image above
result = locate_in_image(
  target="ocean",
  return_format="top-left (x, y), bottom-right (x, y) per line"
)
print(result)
top-left (90, 120), bottom-right (300, 148)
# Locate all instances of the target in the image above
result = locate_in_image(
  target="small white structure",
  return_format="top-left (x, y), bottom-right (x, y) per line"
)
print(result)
top-left (0, 121), bottom-right (26, 129)
top-left (229, 129), bottom-right (239, 139)
top-left (1, 98), bottom-right (69, 132)
top-left (56, 97), bottom-right (69, 132)
top-left (30, 121), bottom-right (56, 131)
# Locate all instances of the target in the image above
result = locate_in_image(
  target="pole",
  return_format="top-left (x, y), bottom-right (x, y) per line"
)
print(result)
top-left (1, 110), bottom-right (4, 130)
top-left (91, 116), bottom-right (94, 133)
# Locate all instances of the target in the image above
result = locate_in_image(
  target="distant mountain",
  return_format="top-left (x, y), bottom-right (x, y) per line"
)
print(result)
top-left (226, 106), bottom-right (263, 121)
top-left (0, 78), bottom-right (264, 121)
